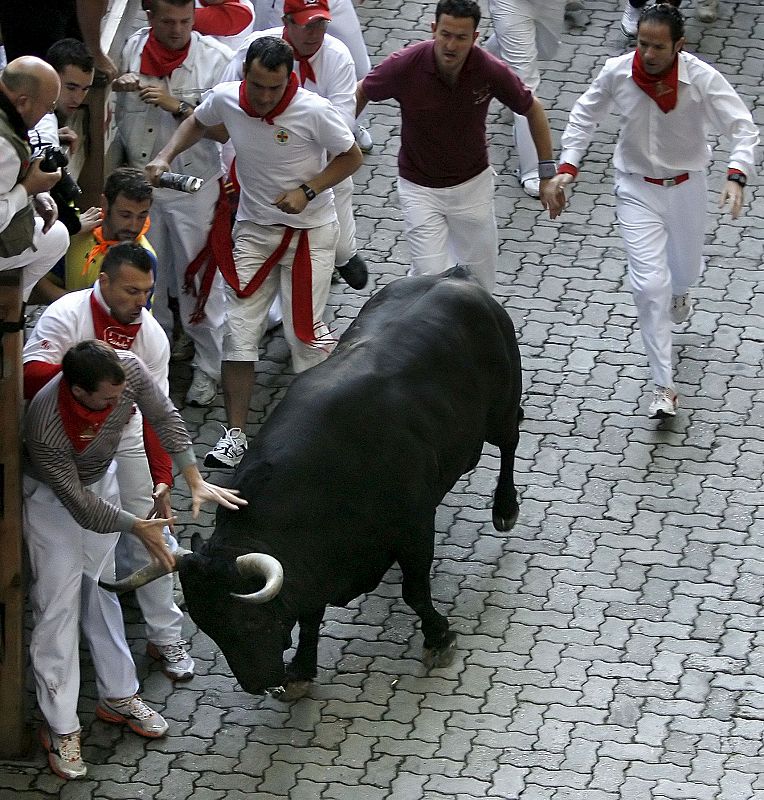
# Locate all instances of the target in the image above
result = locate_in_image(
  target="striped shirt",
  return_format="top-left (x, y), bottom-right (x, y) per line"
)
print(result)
top-left (23, 351), bottom-right (197, 533)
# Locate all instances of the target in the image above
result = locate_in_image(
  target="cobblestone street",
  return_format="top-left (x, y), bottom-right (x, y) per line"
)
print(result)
top-left (1, 0), bottom-right (763, 798)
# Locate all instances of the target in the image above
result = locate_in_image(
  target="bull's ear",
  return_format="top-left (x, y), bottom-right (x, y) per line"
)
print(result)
top-left (191, 532), bottom-right (204, 552)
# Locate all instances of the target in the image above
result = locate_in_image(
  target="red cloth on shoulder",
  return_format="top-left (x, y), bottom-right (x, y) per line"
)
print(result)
top-left (195, 0), bottom-right (253, 36)
top-left (24, 360), bottom-right (62, 400)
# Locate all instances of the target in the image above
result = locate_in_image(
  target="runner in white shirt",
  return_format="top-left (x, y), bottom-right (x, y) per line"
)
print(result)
top-left (114, 0), bottom-right (233, 408)
top-left (252, 0), bottom-right (373, 151)
top-left (221, 2), bottom-right (367, 288)
top-left (23, 242), bottom-right (195, 683)
top-left (145, 36), bottom-right (363, 468)
top-left (547, 4), bottom-right (758, 419)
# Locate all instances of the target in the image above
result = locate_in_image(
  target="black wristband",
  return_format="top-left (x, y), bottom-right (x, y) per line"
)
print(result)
top-left (726, 172), bottom-right (746, 188)
top-left (300, 183), bottom-right (317, 201)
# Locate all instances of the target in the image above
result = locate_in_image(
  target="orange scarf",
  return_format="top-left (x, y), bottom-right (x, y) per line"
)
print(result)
top-left (82, 218), bottom-right (151, 279)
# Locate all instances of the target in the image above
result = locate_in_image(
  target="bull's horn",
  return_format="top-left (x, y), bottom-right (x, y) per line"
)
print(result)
top-left (99, 547), bottom-right (193, 593)
top-left (231, 553), bottom-right (284, 603)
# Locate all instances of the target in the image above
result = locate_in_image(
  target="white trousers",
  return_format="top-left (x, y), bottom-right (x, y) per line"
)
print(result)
top-left (0, 216), bottom-right (69, 301)
top-left (23, 462), bottom-right (138, 734)
top-left (114, 413), bottom-right (184, 645)
top-left (397, 167), bottom-right (497, 292)
top-left (484, 0), bottom-right (565, 182)
top-left (225, 219), bottom-right (339, 371)
top-left (334, 176), bottom-right (357, 267)
top-left (614, 170), bottom-right (707, 389)
top-left (148, 179), bottom-right (225, 382)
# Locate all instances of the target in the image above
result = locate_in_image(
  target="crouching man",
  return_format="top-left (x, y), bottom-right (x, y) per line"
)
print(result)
top-left (23, 340), bottom-right (246, 780)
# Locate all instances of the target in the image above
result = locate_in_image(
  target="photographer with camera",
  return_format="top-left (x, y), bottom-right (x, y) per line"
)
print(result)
top-left (0, 55), bottom-right (69, 301)
top-left (30, 40), bottom-right (99, 237)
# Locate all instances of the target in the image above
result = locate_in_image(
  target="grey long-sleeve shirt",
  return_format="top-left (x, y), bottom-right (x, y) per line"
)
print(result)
top-left (24, 350), bottom-right (197, 533)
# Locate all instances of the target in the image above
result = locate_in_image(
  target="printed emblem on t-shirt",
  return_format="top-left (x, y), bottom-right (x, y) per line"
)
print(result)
top-left (102, 326), bottom-right (137, 350)
top-left (274, 128), bottom-right (290, 145)
top-left (472, 84), bottom-right (492, 105)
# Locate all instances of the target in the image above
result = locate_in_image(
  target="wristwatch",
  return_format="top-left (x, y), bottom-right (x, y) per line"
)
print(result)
top-left (173, 101), bottom-right (190, 119)
top-left (726, 171), bottom-right (746, 188)
top-left (300, 183), bottom-right (317, 201)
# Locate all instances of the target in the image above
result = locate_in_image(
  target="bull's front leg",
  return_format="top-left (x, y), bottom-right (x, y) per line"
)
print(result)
top-left (272, 608), bottom-right (324, 702)
top-left (399, 544), bottom-right (456, 669)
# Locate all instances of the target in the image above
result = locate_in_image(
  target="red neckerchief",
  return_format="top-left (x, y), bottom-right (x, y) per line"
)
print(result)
top-left (631, 48), bottom-right (679, 113)
top-left (140, 29), bottom-right (191, 78)
top-left (57, 379), bottom-right (114, 452)
top-left (83, 218), bottom-right (151, 278)
top-left (282, 27), bottom-right (316, 86)
top-left (238, 71), bottom-right (299, 124)
top-left (90, 291), bottom-right (142, 350)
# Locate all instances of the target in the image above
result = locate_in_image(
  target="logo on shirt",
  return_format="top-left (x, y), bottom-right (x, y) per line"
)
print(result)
top-left (40, 339), bottom-right (52, 350)
top-left (102, 326), bottom-right (137, 350)
top-left (274, 128), bottom-right (290, 145)
top-left (472, 84), bottom-right (492, 105)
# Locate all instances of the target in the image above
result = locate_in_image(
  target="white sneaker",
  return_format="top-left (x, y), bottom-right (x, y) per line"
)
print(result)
top-left (204, 426), bottom-right (248, 469)
top-left (147, 640), bottom-right (195, 681)
top-left (670, 292), bottom-right (692, 324)
top-left (696, 0), bottom-right (718, 22)
top-left (354, 125), bottom-right (373, 154)
top-left (96, 694), bottom-right (168, 738)
top-left (39, 725), bottom-right (87, 780)
top-left (521, 176), bottom-right (541, 199)
top-left (648, 386), bottom-right (678, 419)
top-left (620, 0), bottom-right (641, 37)
top-left (185, 369), bottom-right (217, 407)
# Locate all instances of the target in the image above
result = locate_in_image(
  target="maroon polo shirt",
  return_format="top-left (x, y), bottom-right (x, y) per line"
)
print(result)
top-left (362, 39), bottom-right (533, 188)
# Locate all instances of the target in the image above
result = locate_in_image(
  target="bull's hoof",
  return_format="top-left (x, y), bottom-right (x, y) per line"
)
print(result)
top-left (423, 631), bottom-right (457, 670)
top-left (493, 504), bottom-right (519, 532)
top-left (267, 680), bottom-right (312, 702)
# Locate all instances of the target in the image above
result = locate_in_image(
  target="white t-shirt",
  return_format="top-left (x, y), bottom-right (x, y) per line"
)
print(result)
top-left (194, 81), bottom-right (355, 228)
top-left (220, 28), bottom-right (356, 127)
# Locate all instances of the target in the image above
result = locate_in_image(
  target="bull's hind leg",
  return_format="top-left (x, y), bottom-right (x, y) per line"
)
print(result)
top-left (490, 401), bottom-right (521, 532)
top-left (398, 535), bottom-right (456, 669)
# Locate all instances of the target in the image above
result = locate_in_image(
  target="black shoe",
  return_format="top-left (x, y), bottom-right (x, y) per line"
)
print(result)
top-left (337, 254), bottom-right (369, 290)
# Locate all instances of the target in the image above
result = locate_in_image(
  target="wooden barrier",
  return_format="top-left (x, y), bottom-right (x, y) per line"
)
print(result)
top-left (0, 269), bottom-right (26, 758)
top-left (0, 0), bottom-right (142, 758)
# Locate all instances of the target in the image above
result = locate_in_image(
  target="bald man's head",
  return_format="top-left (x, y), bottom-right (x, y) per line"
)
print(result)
top-left (0, 56), bottom-right (61, 128)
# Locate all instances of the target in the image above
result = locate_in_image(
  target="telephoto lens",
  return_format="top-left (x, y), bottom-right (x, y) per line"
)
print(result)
top-left (158, 172), bottom-right (204, 192)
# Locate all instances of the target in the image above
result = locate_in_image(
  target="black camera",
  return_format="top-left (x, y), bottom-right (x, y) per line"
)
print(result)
top-left (36, 145), bottom-right (82, 204)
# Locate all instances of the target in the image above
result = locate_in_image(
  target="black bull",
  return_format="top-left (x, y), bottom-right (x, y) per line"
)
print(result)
top-left (109, 269), bottom-right (522, 695)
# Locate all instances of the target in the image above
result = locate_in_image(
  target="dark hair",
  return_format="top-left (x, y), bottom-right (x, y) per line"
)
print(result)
top-left (435, 0), bottom-right (481, 28)
top-left (244, 36), bottom-right (294, 76)
top-left (147, 0), bottom-right (194, 10)
top-left (639, 3), bottom-right (685, 42)
top-left (103, 167), bottom-right (153, 206)
top-left (45, 38), bottom-right (94, 74)
top-left (62, 340), bottom-right (125, 393)
top-left (102, 242), bottom-right (154, 277)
